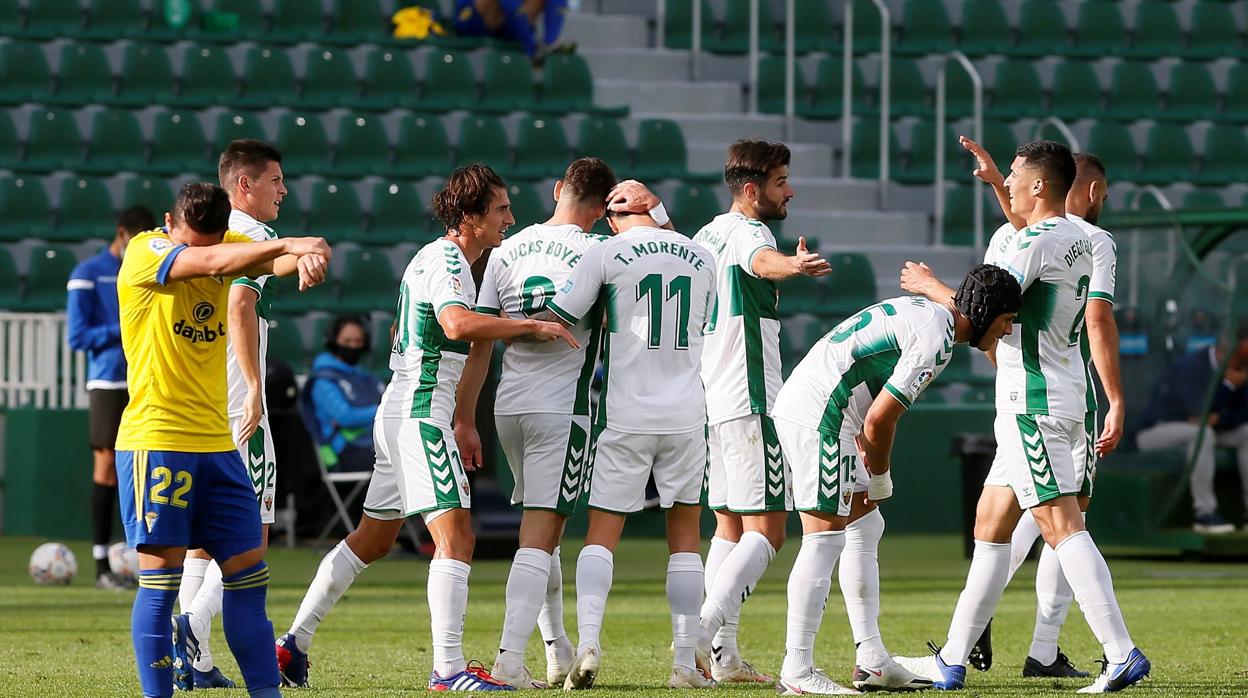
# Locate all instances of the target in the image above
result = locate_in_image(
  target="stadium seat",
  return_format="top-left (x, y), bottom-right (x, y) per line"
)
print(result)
top-left (898, 121), bottom-right (962, 184)
top-left (265, 316), bottom-right (308, 370)
top-left (359, 48), bottom-right (420, 111)
top-left (178, 45), bottom-right (238, 108)
top-left (507, 182), bottom-right (551, 229)
top-left (1183, 189), bottom-right (1226, 209)
top-left (329, 0), bottom-right (387, 44)
top-left (0, 246), bottom-right (19, 307)
top-left (478, 51), bottom-right (537, 113)
top-left (1185, 1), bottom-right (1241, 60)
top-left (631, 119), bottom-right (688, 181)
top-left (1070, 1), bottom-right (1125, 58)
top-left (1162, 63), bottom-right (1218, 122)
top-left (23, 0), bottom-right (83, 40)
top-left (121, 176), bottom-right (175, 218)
top-left (978, 120), bottom-right (1017, 166)
top-left (848, 118), bottom-right (902, 180)
top-left (663, 0), bottom-right (712, 50)
top-left (83, 109), bottom-right (146, 175)
top-left (669, 184), bottom-right (722, 233)
top-left (885, 58), bottom-right (928, 117)
top-left (801, 56), bottom-right (869, 120)
top-left (1220, 64), bottom-right (1248, 123)
top-left (757, 56), bottom-right (804, 115)
top-left (49, 42), bottom-right (114, 106)
top-left (708, 0), bottom-right (780, 55)
top-left (306, 180), bottom-right (363, 244)
top-left (943, 185), bottom-right (983, 247)
top-left (957, 0), bottom-right (1012, 56)
top-left (420, 50), bottom-right (477, 112)
top-left (1014, 1), bottom-right (1069, 58)
top-left (1138, 124), bottom-right (1194, 185)
top-left (336, 249), bottom-right (398, 313)
top-left (147, 110), bottom-right (209, 175)
top-left (989, 61), bottom-right (1042, 120)
top-left (55, 176), bottom-right (114, 242)
top-left (780, 274), bottom-right (822, 316)
top-left (367, 313), bottom-right (396, 373)
top-left (238, 46), bottom-right (298, 108)
top-left (944, 60), bottom-right (978, 118)
top-left (1128, 1), bottom-right (1181, 59)
top-left (793, 0), bottom-right (837, 54)
top-left (1105, 61), bottom-right (1160, 121)
top-left (22, 108), bottom-right (83, 173)
top-left (269, 0), bottom-right (328, 43)
top-left (367, 180), bottom-right (434, 245)
top-left (0, 0), bottom-right (21, 35)
top-left (22, 245), bottom-right (78, 311)
top-left (115, 44), bottom-right (176, 107)
top-left (146, 0), bottom-right (197, 41)
top-left (1085, 123), bottom-right (1138, 183)
top-left (896, 0), bottom-right (952, 55)
top-left (80, 0), bottom-right (144, 40)
top-left (849, 0), bottom-right (883, 54)
top-left (0, 40), bottom-right (53, 105)
top-left (1197, 125), bottom-right (1248, 185)
top-left (215, 0), bottom-right (268, 40)
top-left (456, 115), bottom-right (511, 170)
top-left (822, 253), bottom-right (876, 317)
top-left (393, 114), bottom-right (451, 179)
top-left (269, 272), bottom-right (333, 315)
top-left (574, 117), bottom-right (629, 167)
top-left (513, 117), bottom-right (570, 180)
top-left (0, 110), bottom-right (18, 170)
top-left (213, 110), bottom-right (269, 149)
top-left (274, 188), bottom-right (304, 232)
top-left (540, 54), bottom-right (619, 115)
top-left (301, 47), bottom-right (359, 110)
top-left (274, 113), bottom-right (332, 175)
top-left (1049, 61), bottom-right (1102, 120)
top-left (0, 175), bottom-right (52, 240)
top-left (334, 114), bottom-right (390, 178)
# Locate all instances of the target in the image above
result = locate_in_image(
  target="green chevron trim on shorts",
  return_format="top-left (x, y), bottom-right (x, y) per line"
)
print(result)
top-left (813, 434), bottom-right (854, 513)
top-left (761, 415), bottom-right (787, 511)
top-left (246, 425), bottom-right (269, 500)
top-left (1079, 411), bottom-right (1096, 497)
top-left (556, 421), bottom-right (589, 516)
top-left (1016, 415), bottom-right (1059, 503)
top-left (420, 422), bottom-right (461, 508)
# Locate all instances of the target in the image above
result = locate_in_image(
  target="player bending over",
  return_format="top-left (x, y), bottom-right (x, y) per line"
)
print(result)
top-left (116, 182), bottom-right (330, 698)
top-left (274, 165), bottom-right (575, 692)
top-left (543, 199), bottom-right (718, 690)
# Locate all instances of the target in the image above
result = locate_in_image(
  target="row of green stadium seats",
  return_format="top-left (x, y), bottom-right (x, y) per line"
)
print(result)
top-left (0, 0), bottom-right (465, 47)
top-left (0, 108), bottom-right (694, 181)
top-left (850, 119), bottom-right (1248, 187)
top-left (0, 41), bottom-right (619, 116)
top-left (0, 243), bottom-right (78, 312)
top-left (763, 56), bottom-right (1248, 124)
top-left (265, 313), bottom-right (397, 375)
top-left (668, 0), bottom-right (1243, 61)
top-left (0, 174), bottom-right (732, 244)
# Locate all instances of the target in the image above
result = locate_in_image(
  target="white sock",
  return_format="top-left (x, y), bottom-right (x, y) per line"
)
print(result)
top-left (1053, 531), bottom-right (1134, 664)
top-left (574, 545), bottom-right (614, 652)
top-left (667, 552), bottom-right (704, 670)
top-left (538, 546), bottom-right (569, 646)
top-left (187, 561), bottom-right (222, 672)
top-left (179, 557), bottom-right (211, 612)
top-left (700, 531), bottom-right (774, 640)
top-left (429, 559), bottom-right (471, 678)
top-left (498, 547), bottom-right (553, 669)
top-left (841, 509), bottom-right (889, 668)
top-left (782, 531), bottom-right (845, 679)
top-left (940, 540), bottom-right (1011, 667)
top-left (1007, 509), bottom-right (1042, 584)
top-left (1029, 543), bottom-right (1072, 665)
top-left (703, 536), bottom-right (740, 660)
top-left (290, 540), bottom-right (368, 653)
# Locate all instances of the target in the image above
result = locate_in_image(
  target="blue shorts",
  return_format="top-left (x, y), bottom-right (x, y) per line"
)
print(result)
top-left (454, 0), bottom-right (523, 35)
top-left (117, 450), bottom-right (263, 562)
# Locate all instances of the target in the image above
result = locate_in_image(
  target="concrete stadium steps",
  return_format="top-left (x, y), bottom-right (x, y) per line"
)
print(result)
top-left (595, 78), bottom-right (744, 115)
top-left (785, 210), bottom-right (931, 247)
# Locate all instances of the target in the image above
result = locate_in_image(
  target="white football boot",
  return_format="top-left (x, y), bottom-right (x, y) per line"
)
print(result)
top-left (563, 645), bottom-right (601, 690)
top-left (852, 656), bottom-right (934, 692)
top-left (668, 665), bottom-right (717, 689)
top-left (776, 668), bottom-right (862, 695)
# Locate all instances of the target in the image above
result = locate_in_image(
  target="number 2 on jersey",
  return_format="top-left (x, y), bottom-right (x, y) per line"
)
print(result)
top-left (637, 273), bottom-right (692, 350)
top-left (1068, 275), bottom-right (1090, 347)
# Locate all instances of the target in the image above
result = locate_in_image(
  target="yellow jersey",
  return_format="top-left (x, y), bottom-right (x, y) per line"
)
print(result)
top-left (115, 229), bottom-right (256, 452)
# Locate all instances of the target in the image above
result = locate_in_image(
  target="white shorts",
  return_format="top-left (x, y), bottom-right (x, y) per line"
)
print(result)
top-left (706, 414), bottom-right (792, 513)
top-left (364, 418), bottom-right (470, 523)
top-left (586, 426), bottom-right (706, 514)
top-left (497, 413), bottom-right (590, 516)
top-left (985, 413), bottom-right (1081, 509)
top-left (775, 417), bottom-right (859, 517)
top-left (231, 414), bottom-right (276, 525)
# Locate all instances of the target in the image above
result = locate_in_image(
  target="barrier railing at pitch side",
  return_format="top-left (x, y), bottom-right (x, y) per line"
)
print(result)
top-left (0, 312), bottom-right (88, 410)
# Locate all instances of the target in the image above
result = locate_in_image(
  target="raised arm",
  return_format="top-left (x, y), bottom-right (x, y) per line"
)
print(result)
top-left (606, 180), bottom-right (675, 231)
top-left (751, 236), bottom-right (831, 280)
top-left (166, 237), bottom-right (330, 283)
top-left (959, 136), bottom-right (1026, 231)
top-left (899, 261), bottom-right (956, 304)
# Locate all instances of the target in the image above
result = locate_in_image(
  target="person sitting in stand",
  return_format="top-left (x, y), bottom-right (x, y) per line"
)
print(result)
top-left (304, 315), bottom-right (387, 472)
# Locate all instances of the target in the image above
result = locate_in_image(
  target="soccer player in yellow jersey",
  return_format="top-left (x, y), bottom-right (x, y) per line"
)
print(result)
top-left (115, 182), bottom-right (331, 698)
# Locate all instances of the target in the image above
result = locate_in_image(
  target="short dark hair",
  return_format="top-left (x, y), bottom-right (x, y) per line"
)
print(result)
top-left (433, 164), bottom-right (507, 231)
top-left (117, 205), bottom-right (157, 234)
top-left (724, 139), bottom-right (791, 195)
top-left (560, 157), bottom-right (617, 208)
top-left (218, 139), bottom-right (283, 192)
top-left (1015, 140), bottom-right (1077, 197)
top-left (1073, 152), bottom-right (1107, 183)
top-left (172, 182), bottom-right (232, 235)
top-left (325, 314), bottom-right (371, 353)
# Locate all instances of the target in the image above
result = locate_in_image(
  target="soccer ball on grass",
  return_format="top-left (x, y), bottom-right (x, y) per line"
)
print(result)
top-left (29, 542), bottom-right (77, 585)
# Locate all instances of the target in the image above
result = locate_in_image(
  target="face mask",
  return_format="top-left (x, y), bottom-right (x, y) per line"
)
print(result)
top-left (333, 345), bottom-right (364, 366)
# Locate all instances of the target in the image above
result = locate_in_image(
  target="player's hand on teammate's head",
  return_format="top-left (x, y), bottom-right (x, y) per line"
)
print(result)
top-left (959, 135), bottom-right (1005, 187)
top-left (606, 179), bottom-right (660, 215)
top-left (531, 320), bottom-right (580, 349)
top-left (794, 236), bottom-right (832, 277)
top-left (296, 253), bottom-right (329, 291)
top-left (899, 260), bottom-right (937, 295)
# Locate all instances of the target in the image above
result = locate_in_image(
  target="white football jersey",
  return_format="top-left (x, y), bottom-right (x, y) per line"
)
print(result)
top-left (1070, 213), bottom-right (1116, 415)
top-left (693, 212), bottom-right (783, 425)
top-left (476, 223), bottom-right (608, 417)
top-left (377, 239), bottom-right (477, 426)
top-left (984, 216), bottom-right (1093, 421)
top-left (548, 226), bottom-right (717, 434)
top-left (772, 296), bottom-right (955, 439)
top-left (226, 209), bottom-right (277, 417)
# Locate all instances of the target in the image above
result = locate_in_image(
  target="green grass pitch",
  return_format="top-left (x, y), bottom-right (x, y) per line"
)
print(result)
top-left (1, 534), bottom-right (1246, 696)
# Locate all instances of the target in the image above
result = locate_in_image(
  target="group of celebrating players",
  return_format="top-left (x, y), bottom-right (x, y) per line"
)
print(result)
top-left (109, 132), bottom-right (1151, 697)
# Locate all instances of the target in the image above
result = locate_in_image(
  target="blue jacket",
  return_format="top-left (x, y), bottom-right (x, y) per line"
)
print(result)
top-left (305, 352), bottom-right (385, 460)
top-left (66, 246), bottom-right (126, 389)
top-left (1137, 347), bottom-right (1247, 431)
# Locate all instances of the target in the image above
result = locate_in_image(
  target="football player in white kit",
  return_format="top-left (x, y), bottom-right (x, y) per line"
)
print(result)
top-left (273, 165), bottom-right (576, 692)
top-left (691, 140), bottom-right (831, 684)
top-left (895, 140), bottom-right (1149, 694)
top-left (544, 203), bottom-right (718, 690)
top-left (172, 139), bottom-right (290, 690)
top-left (772, 265), bottom-right (1021, 695)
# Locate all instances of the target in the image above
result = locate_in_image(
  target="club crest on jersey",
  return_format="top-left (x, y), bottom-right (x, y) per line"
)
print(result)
top-left (449, 276), bottom-right (463, 296)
